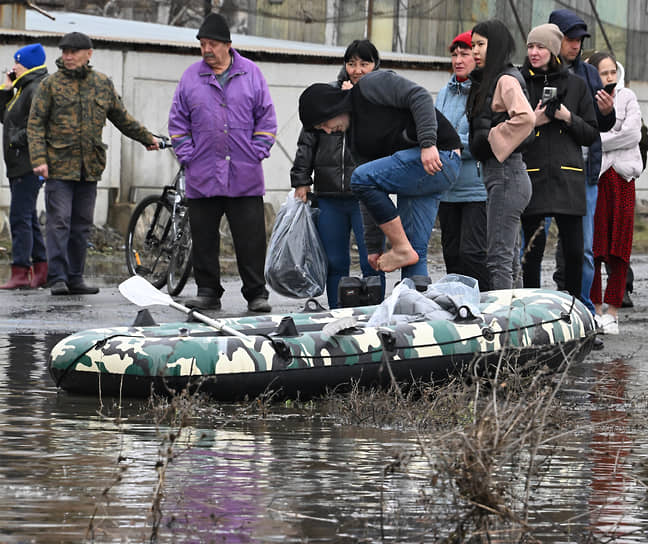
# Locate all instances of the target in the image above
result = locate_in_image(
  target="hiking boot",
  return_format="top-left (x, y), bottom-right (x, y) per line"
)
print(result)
top-left (185, 296), bottom-right (222, 311)
top-left (185, 287), bottom-right (221, 310)
top-left (248, 296), bottom-right (271, 313)
top-left (67, 280), bottom-right (100, 295)
top-left (50, 280), bottom-right (70, 296)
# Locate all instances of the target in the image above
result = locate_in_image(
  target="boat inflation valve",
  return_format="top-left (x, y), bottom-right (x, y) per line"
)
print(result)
top-left (560, 312), bottom-right (571, 324)
top-left (301, 298), bottom-right (327, 313)
top-left (481, 327), bottom-right (495, 342)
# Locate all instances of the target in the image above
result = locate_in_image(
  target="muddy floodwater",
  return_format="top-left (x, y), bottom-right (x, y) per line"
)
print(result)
top-left (1, 331), bottom-right (648, 543)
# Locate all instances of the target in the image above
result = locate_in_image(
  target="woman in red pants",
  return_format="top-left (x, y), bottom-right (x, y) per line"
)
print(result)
top-left (588, 52), bottom-right (642, 335)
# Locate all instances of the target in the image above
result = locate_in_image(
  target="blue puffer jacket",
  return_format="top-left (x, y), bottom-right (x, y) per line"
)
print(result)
top-left (549, 9), bottom-right (616, 185)
top-left (436, 75), bottom-right (486, 202)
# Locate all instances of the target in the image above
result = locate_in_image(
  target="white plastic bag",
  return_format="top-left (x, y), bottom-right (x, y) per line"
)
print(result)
top-left (264, 192), bottom-right (327, 298)
top-left (427, 274), bottom-right (482, 319)
top-left (368, 278), bottom-right (452, 326)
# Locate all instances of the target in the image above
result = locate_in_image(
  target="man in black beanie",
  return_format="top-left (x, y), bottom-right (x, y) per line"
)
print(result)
top-left (169, 13), bottom-right (277, 312)
top-left (299, 71), bottom-right (461, 275)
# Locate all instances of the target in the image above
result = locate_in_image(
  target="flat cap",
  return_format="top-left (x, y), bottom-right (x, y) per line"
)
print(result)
top-left (58, 32), bottom-right (93, 50)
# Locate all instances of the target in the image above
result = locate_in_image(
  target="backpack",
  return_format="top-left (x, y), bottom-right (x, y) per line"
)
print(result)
top-left (640, 117), bottom-right (648, 172)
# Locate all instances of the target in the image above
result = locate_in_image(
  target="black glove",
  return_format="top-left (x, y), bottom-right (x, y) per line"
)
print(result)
top-left (543, 96), bottom-right (561, 120)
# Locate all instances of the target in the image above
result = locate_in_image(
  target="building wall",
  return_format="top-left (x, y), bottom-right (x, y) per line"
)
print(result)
top-left (1, 31), bottom-right (648, 230)
top-left (0, 39), bottom-right (451, 227)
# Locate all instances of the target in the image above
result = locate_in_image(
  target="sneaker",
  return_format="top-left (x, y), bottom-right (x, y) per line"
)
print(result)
top-left (248, 296), bottom-right (271, 313)
top-left (598, 313), bottom-right (619, 335)
top-left (50, 280), bottom-right (69, 296)
top-left (67, 280), bottom-right (100, 295)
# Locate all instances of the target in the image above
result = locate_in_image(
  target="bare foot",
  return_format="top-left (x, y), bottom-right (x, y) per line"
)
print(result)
top-left (377, 247), bottom-right (419, 272)
top-left (367, 253), bottom-right (381, 271)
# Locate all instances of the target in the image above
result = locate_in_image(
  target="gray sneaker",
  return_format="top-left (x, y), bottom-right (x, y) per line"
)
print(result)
top-left (248, 297), bottom-right (271, 313)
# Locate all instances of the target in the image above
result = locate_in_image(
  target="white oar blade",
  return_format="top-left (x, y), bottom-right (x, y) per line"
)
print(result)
top-left (119, 275), bottom-right (174, 307)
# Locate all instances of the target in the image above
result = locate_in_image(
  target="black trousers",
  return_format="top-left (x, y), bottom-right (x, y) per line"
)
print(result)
top-left (522, 214), bottom-right (583, 297)
top-left (437, 201), bottom-right (490, 291)
top-left (188, 195), bottom-right (268, 301)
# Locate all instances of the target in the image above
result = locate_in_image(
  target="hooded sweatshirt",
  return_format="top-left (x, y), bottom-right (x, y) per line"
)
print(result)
top-left (599, 62), bottom-right (643, 181)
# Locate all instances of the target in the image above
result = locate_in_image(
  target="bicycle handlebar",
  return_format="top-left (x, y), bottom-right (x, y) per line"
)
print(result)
top-left (152, 134), bottom-right (172, 150)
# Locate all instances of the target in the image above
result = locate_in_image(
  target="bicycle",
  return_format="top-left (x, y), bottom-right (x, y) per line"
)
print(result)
top-left (125, 137), bottom-right (193, 296)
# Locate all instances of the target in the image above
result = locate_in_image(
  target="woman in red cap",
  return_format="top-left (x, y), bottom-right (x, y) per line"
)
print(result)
top-left (436, 31), bottom-right (489, 290)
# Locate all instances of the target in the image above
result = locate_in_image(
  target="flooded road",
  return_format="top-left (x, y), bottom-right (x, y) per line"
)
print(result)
top-left (1, 255), bottom-right (648, 541)
top-left (1, 331), bottom-right (648, 543)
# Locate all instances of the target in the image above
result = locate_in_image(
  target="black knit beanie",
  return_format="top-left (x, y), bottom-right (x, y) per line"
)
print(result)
top-left (197, 13), bottom-right (231, 42)
top-left (299, 84), bottom-right (353, 130)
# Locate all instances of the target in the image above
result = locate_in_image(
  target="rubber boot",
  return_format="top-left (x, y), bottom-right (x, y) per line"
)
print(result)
top-left (0, 265), bottom-right (31, 289)
top-left (30, 261), bottom-right (48, 288)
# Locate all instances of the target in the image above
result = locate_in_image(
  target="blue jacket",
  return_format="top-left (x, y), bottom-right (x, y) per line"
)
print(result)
top-left (549, 9), bottom-right (616, 185)
top-left (436, 75), bottom-right (486, 202)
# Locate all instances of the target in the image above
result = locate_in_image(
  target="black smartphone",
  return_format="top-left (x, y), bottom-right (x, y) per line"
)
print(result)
top-left (603, 82), bottom-right (616, 94)
top-left (7, 70), bottom-right (15, 81)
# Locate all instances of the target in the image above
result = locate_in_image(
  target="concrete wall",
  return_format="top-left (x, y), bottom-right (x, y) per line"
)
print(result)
top-left (1, 39), bottom-right (648, 233)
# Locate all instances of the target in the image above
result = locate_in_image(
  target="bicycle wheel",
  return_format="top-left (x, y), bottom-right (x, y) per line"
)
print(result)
top-left (125, 195), bottom-right (173, 289)
top-left (166, 210), bottom-right (193, 296)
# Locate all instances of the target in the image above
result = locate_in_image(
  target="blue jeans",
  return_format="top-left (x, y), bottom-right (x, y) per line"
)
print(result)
top-left (8, 173), bottom-right (47, 268)
top-left (351, 147), bottom-right (461, 277)
top-left (45, 179), bottom-right (97, 285)
top-left (317, 196), bottom-right (384, 308)
top-left (581, 183), bottom-right (598, 314)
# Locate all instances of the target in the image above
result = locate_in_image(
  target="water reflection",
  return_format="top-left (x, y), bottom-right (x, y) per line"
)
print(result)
top-left (0, 333), bottom-right (647, 542)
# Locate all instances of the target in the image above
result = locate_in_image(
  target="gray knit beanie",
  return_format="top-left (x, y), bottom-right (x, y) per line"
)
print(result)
top-left (527, 23), bottom-right (563, 57)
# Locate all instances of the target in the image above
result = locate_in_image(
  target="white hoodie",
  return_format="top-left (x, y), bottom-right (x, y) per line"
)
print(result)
top-left (599, 61), bottom-right (643, 181)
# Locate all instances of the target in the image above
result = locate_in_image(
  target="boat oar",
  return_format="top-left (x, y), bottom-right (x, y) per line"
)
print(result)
top-left (119, 275), bottom-right (247, 339)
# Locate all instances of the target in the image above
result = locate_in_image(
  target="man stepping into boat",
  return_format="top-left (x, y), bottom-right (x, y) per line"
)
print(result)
top-left (298, 72), bottom-right (462, 275)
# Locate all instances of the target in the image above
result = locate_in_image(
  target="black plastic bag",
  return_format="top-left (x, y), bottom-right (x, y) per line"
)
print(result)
top-left (264, 193), bottom-right (327, 298)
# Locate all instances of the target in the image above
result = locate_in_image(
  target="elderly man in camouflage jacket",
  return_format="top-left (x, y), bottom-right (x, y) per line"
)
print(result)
top-left (28, 32), bottom-right (158, 295)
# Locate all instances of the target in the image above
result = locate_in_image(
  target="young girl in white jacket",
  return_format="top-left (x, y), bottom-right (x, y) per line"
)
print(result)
top-left (587, 53), bottom-right (643, 335)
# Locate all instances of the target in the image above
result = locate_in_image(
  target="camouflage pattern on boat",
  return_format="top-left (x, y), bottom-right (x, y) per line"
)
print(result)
top-left (48, 288), bottom-right (596, 400)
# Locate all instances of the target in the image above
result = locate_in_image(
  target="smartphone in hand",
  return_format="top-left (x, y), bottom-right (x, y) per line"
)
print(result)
top-left (541, 86), bottom-right (557, 106)
top-left (603, 82), bottom-right (616, 94)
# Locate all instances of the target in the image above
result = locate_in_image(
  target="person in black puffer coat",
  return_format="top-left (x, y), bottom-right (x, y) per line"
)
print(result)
top-left (520, 24), bottom-right (599, 298)
top-left (0, 43), bottom-right (48, 289)
top-left (290, 40), bottom-right (384, 309)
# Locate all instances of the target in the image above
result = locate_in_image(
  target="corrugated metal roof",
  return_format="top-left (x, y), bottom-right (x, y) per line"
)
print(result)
top-left (19, 9), bottom-right (446, 63)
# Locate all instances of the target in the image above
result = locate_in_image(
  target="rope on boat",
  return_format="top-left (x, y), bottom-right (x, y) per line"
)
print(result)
top-left (55, 334), bottom-right (126, 387)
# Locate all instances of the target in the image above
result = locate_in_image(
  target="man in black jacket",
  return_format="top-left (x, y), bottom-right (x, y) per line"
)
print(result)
top-left (548, 9), bottom-right (615, 334)
top-left (0, 43), bottom-right (48, 289)
top-left (299, 70), bottom-right (462, 275)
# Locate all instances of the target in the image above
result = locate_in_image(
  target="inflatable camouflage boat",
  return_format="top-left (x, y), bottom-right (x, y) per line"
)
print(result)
top-left (48, 286), bottom-right (596, 401)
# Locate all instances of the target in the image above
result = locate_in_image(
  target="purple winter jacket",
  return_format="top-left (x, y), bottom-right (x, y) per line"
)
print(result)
top-left (168, 48), bottom-right (277, 199)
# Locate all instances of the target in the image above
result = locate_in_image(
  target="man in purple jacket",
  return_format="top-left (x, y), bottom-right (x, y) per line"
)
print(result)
top-left (168, 13), bottom-right (277, 312)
